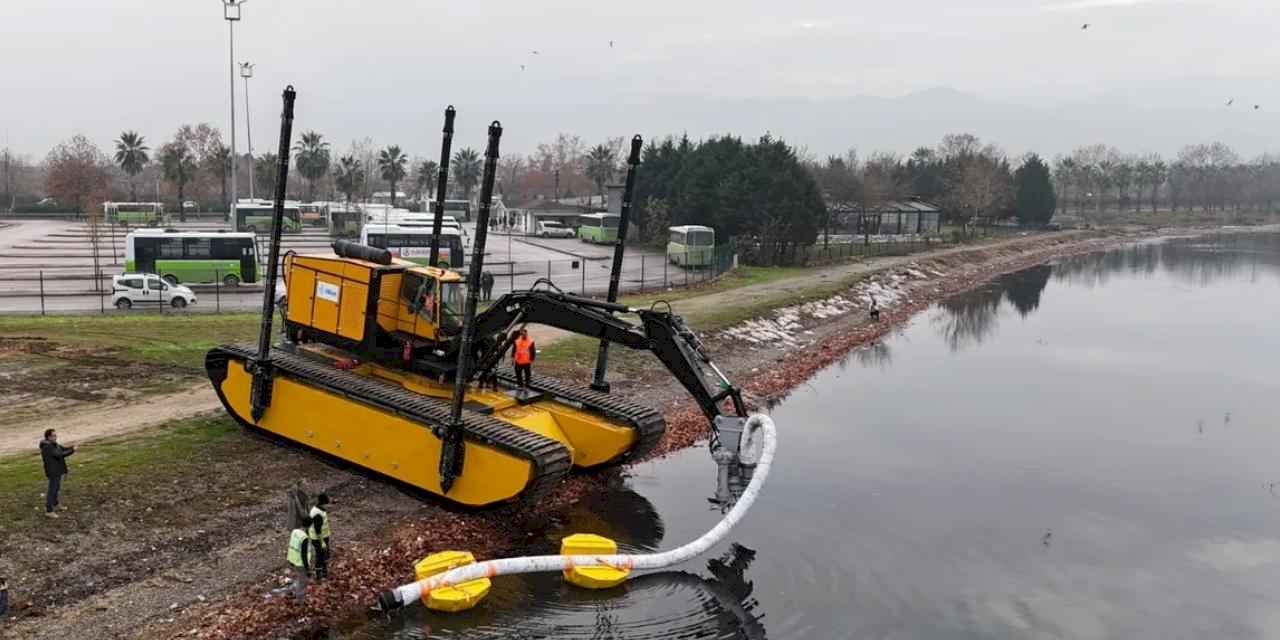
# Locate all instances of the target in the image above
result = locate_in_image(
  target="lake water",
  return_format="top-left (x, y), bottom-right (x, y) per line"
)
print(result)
top-left (355, 231), bottom-right (1280, 639)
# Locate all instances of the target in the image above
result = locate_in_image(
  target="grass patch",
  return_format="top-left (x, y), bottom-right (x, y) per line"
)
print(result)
top-left (0, 413), bottom-right (238, 528)
top-left (0, 313), bottom-right (260, 369)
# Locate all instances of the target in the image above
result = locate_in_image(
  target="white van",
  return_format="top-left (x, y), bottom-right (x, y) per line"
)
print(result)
top-left (112, 273), bottom-right (197, 310)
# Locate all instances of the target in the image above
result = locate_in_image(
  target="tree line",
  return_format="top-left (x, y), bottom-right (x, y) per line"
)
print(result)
top-left (6, 126), bottom-right (1278, 249)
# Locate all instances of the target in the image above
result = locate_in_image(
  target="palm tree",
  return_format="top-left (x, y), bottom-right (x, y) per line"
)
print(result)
top-left (113, 131), bottom-right (150, 201)
top-left (584, 144), bottom-right (616, 206)
top-left (417, 160), bottom-right (439, 201)
top-left (377, 145), bottom-right (408, 206)
top-left (451, 148), bottom-right (482, 205)
top-left (160, 142), bottom-right (196, 222)
top-left (333, 155), bottom-right (364, 203)
top-left (293, 131), bottom-right (331, 202)
top-left (255, 153), bottom-right (279, 196)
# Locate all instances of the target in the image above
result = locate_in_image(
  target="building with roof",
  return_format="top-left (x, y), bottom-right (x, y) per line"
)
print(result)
top-left (828, 198), bottom-right (943, 236)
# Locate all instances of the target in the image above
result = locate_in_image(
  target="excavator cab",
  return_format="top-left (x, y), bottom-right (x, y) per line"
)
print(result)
top-left (397, 267), bottom-right (467, 341)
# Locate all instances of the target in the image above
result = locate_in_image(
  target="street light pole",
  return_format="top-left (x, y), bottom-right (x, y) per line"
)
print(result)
top-left (223, 1), bottom-right (245, 214)
top-left (241, 61), bottom-right (255, 199)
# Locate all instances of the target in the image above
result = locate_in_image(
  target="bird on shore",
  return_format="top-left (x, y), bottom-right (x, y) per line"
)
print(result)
top-left (1255, 105), bottom-right (1262, 110)
top-left (1081, 23), bottom-right (1090, 30)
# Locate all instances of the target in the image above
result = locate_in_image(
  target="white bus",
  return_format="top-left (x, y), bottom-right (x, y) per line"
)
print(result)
top-left (667, 225), bottom-right (716, 267)
top-left (361, 224), bottom-right (466, 268)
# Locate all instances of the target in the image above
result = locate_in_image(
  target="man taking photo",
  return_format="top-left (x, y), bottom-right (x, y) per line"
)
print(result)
top-left (39, 429), bottom-right (75, 518)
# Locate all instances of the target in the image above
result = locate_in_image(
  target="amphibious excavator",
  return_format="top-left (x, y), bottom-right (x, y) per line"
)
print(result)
top-left (205, 92), bottom-right (747, 506)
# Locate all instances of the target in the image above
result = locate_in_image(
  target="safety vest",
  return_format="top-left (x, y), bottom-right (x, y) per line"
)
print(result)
top-left (287, 528), bottom-right (308, 567)
top-left (514, 337), bottom-right (533, 365)
top-left (309, 506), bottom-right (331, 540)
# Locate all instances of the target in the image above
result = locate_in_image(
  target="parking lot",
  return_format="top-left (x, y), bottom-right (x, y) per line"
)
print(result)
top-left (0, 219), bottom-right (705, 314)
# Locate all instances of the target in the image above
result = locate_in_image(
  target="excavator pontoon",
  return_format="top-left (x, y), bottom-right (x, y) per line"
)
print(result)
top-left (206, 93), bottom-right (747, 506)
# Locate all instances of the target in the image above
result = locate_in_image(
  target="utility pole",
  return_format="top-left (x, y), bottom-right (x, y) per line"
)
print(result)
top-left (222, 0), bottom-right (245, 212)
top-left (241, 62), bottom-right (255, 199)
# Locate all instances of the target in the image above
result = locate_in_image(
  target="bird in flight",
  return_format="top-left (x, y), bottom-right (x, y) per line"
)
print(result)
top-left (531, 50), bottom-right (541, 55)
top-left (1255, 105), bottom-right (1262, 110)
top-left (1226, 98), bottom-right (1234, 106)
top-left (520, 64), bottom-right (526, 71)
top-left (1081, 23), bottom-right (1090, 30)
top-left (609, 40), bottom-right (614, 48)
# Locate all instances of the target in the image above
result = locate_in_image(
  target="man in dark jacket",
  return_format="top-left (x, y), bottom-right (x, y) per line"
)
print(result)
top-left (39, 429), bottom-right (75, 518)
top-left (480, 271), bottom-right (495, 301)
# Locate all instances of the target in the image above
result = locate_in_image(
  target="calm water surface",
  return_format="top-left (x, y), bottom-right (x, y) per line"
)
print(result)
top-left (356, 232), bottom-right (1280, 639)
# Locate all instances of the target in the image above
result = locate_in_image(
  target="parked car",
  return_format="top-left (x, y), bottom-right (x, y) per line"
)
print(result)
top-left (112, 273), bottom-right (197, 310)
top-left (536, 220), bottom-right (575, 238)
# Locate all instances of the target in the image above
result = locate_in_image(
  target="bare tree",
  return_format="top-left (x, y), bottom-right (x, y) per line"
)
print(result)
top-left (46, 135), bottom-right (111, 288)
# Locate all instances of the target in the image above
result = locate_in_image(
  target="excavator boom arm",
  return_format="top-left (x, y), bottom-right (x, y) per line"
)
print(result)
top-left (470, 290), bottom-right (745, 424)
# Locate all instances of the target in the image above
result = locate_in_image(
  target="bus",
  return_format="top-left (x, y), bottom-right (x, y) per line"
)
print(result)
top-left (577, 213), bottom-right (619, 244)
top-left (299, 203), bottom-right (326, 226)
top-left (125, 229), bottom-right (260, 286)
top-left (667, 225), bottom-right (716, 267)
top-left (362, 224), bottom-right (466, 269)
top-left (428, 199), bottom-right (472, 221)
top-left (104, 202), bottom-right (165, 226)
top-left (232, 201), bottom-right (303, 234)
top-left (325, 202), bottom-right (363, 238)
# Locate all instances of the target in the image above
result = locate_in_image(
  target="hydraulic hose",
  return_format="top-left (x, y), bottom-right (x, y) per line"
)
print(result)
top-left (377, 413), bottom-right (777, 611)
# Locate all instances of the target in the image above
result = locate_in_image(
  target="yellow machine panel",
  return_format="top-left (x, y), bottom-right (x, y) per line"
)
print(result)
top-left (286, 254), bottom-right (405, 344)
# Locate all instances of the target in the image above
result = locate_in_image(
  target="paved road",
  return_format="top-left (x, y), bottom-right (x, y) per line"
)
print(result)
top-left (0, 220), bottom-right (688, 314)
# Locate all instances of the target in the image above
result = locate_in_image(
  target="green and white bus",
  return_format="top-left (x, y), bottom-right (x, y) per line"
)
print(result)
top-left (362, 224), bottom-right (466, 269)
top-left (104, 202), bottom-right (165, 226)
top-left (667, 225), bottom-right (716, 267)
top-left (232, 201), bottom-right (303, 234)
top-left (126, 230), bottom-right (260, 286)
top-left (577, 213), bottom-right (619, 244)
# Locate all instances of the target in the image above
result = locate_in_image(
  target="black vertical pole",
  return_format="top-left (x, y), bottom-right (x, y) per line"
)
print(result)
top-left (39, 271), bottom-right (45, 316)
top-left (440, 120), bottom-right (502, 494)
top-left (590, 135), bottom-right (642, 393)
top-left (250, 85), bottom-right (297, 422)
top-left (428, 106), bottom-right (456, 267)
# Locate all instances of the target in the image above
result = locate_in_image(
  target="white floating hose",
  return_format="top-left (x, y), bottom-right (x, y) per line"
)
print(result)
top-left (378, 413), bottom-right (777, 611)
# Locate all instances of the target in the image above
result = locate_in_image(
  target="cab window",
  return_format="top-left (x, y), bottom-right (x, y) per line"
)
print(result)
top-left (400, 272), bottom-right (436, 321)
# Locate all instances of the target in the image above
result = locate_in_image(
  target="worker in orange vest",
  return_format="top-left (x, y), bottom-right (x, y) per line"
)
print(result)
top-left (511, 328), bottom-right (536, 388)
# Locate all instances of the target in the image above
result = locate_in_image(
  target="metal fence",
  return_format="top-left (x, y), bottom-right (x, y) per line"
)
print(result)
top-left (17, 248), bottom-right (738, 316)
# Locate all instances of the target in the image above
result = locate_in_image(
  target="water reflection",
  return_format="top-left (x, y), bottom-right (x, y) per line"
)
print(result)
top-left (1052, 232), bottom-right (1280, 289)
top-left (934, 232), bottom-right (1280, 350)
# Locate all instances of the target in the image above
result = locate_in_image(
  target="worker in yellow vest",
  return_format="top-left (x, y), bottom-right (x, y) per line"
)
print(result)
top-left (309, 493), bottom-right (332, 580)
top-left (287, 515), bottom-right (319, 603)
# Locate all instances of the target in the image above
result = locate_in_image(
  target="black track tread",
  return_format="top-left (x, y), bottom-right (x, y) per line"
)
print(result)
top-left (494, 366), bottom-right (666, 461)
top-left (207, 344), bottom-right (571, 504)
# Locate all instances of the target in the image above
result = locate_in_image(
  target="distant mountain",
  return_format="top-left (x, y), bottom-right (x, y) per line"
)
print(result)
top-left (503, 84), bottom-right (1280, 161)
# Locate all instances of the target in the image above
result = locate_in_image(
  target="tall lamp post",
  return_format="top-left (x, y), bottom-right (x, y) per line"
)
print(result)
top-left (240, 61), bottom-right (255, 199)
top-left (222, 0), bottom-right (246, 213)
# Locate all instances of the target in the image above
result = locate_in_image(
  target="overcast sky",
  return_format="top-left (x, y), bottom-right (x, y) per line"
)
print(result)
top-left (2, 0), bottom-right (1277, 160)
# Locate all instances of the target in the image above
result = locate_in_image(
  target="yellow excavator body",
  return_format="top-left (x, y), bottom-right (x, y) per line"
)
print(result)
top-left (205, 251), bottom-right (663, 506)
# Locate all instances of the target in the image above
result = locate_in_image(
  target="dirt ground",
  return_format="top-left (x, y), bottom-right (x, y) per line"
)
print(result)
top-left (0, 226), bottom-right (1231, 639)
top-left (0, 338), bottom-right (206, 453)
